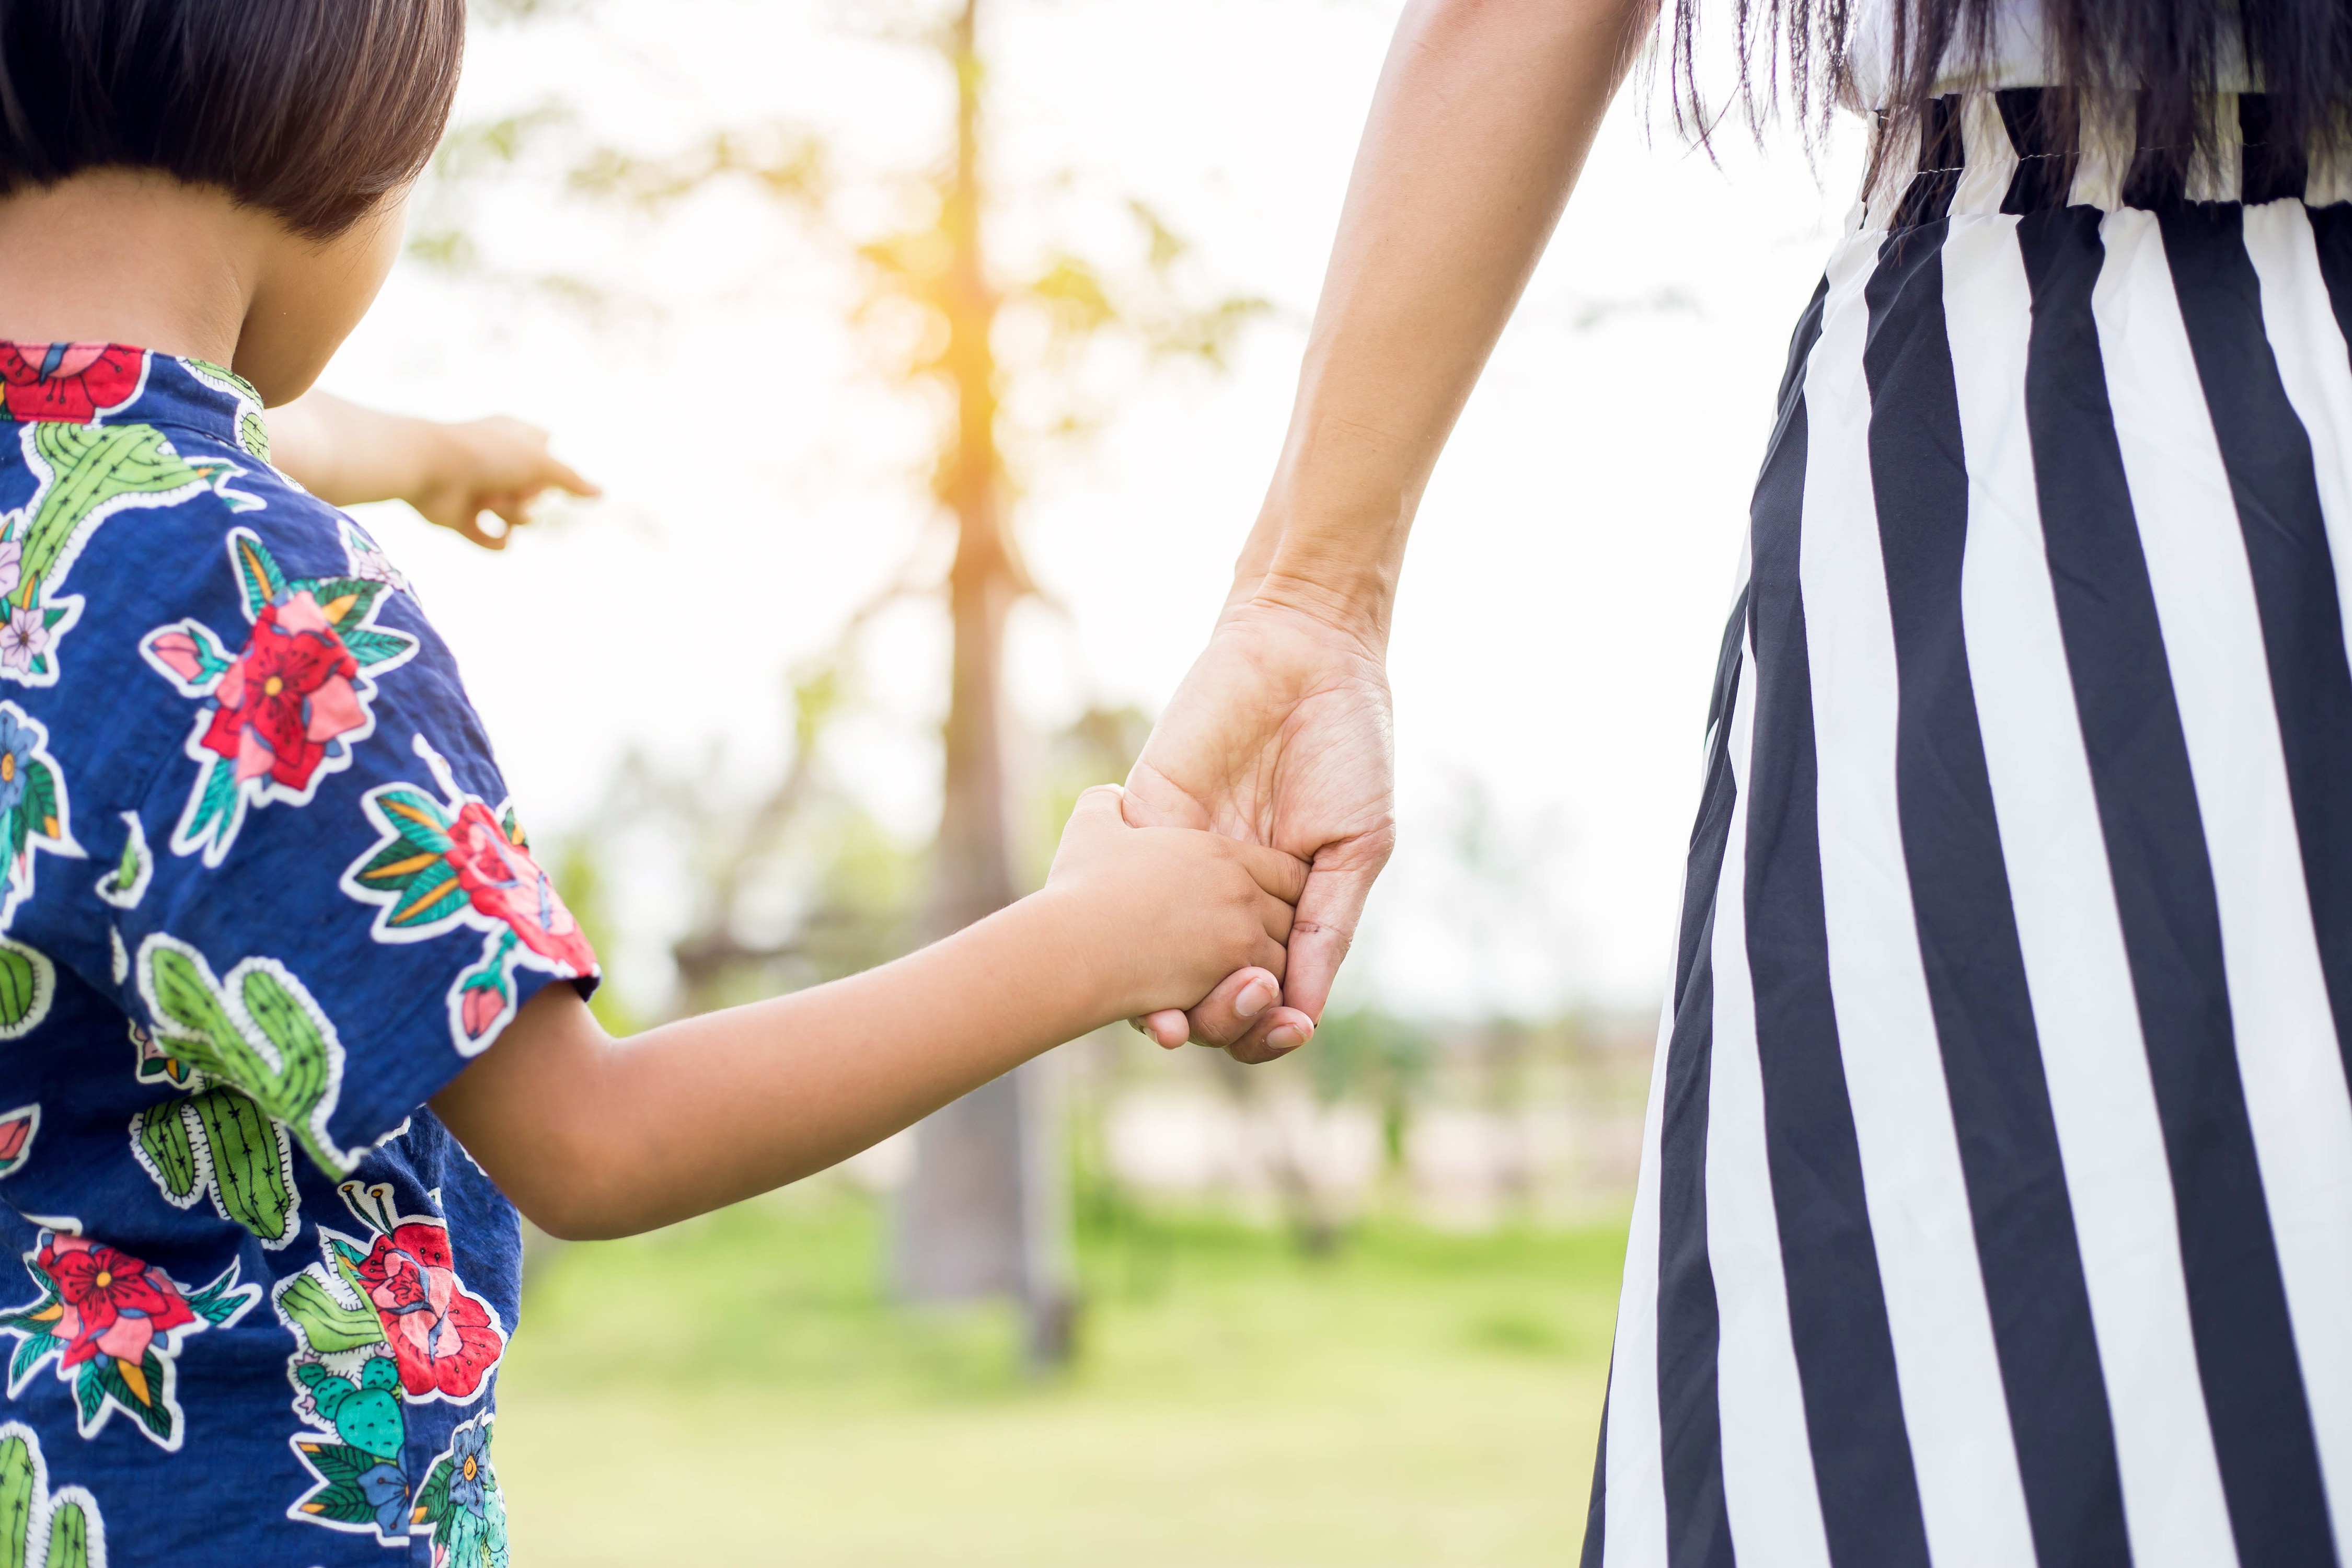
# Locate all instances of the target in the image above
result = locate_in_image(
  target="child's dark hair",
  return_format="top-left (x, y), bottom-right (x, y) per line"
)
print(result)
top-left (0, 0), bottom-right (465, 240)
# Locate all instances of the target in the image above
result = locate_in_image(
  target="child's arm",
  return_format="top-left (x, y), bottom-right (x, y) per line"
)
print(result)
top-left (267, 389), bottom-right (599, 549)
top-left (431, 788), bottom-right (1305, 1239)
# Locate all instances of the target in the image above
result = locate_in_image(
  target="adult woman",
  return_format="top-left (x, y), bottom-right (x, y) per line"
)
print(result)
top-left (1127, 0), bottom-right (2352, 1561)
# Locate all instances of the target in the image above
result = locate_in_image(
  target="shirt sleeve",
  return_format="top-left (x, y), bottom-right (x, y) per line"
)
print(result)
top-left (98, 513), bottom-right (598, 1177)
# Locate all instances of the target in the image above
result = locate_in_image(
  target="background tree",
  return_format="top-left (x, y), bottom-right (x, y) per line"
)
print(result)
top-left (432, 0), bottom-right (1264, 1364)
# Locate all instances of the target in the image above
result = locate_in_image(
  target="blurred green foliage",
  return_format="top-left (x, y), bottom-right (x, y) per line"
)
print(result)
top-left (495, 1186), bottom-right (1620, 1565)
top-left (1305, 1009), bottom-right (1436, 1171)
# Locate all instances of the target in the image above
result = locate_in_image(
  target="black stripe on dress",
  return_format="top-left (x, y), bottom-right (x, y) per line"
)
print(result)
top-left (1889, 96), bottom-right (1966, 233)
top-left (1585, 280), bottom-right (1830, 1566)
top-left (1997, 89), bottom-right (2078, 215)
top-left (1657, 906), bottom-right (1733, 1568)
top-left (2014, 203), bottom-right (2335, 1568)
top-left (1582, 1367), bottom-right (1610, 1568)
top-left (1745, 287), bottom-right (1932, 1568)
top-left (2236, 98), bottom-right (2310, 208)
top-left (1656, 586), bottom-right (1750, 1568)
top-left (2165, 200), bottom-right (2352, 1163)
top-left (1860, 218), bottom-right (2131, 1568)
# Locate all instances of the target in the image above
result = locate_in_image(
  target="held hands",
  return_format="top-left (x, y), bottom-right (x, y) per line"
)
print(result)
top-left (436, 782), bottom-right (1313, 1239)
top-left (1121, 592), bottom-right (1398, 1063)
top-left (1041, 785), bottom-right (1308, 1029)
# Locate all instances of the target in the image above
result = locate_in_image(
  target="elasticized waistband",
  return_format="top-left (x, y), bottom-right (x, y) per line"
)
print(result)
top-left (1865, 89), bottom-right (2345, 232)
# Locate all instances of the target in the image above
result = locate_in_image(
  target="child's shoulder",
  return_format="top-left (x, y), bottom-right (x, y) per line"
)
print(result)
top-left (0, 346), bottom-right (422, 692)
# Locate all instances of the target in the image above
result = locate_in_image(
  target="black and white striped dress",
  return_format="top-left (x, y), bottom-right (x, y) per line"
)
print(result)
top-left (1585, 90), bottom-right (2352, 1567)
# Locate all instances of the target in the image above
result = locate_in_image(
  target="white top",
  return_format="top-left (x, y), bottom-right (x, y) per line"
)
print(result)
top-left (1844, 0), bottom-right (2253, 107)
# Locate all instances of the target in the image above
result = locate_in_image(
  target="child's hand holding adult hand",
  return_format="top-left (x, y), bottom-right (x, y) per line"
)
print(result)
top-left (1041, 785), bottom-right (1307, 1043)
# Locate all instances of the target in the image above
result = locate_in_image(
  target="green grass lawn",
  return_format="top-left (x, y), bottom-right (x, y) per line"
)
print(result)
top-left (494, 1188), bottom-right (1625, 1566)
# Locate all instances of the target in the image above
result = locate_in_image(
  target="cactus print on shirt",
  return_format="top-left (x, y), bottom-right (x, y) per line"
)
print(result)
top-left (0, 345), bottom-right (596, 1566)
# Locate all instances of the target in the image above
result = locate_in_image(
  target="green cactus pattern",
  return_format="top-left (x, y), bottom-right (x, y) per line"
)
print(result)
top-left (130, 1086), bottom-right (299, 1247)
top-left (11, 422), bottom-right (205, 612)
top-left (0, 940), bottom-right (49, 1041)
top-left (298, 1356), bottom-right (405, 1459)
top-left (274, 1239), bottom-right (385, 1357)
top-left (0, 420), bottom-right (220, 689)
top-left (0, 1424), bottom-right (105, 1568)
top-left (92, 812), bottom-right (149, 910)
top-left (181, 358), bottom-right (270, 464)
top-left (133, 934), bottom-right (353, 1175)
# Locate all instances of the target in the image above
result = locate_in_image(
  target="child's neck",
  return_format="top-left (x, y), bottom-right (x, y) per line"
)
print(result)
top-left (0, 170), bottom-right (269, 370)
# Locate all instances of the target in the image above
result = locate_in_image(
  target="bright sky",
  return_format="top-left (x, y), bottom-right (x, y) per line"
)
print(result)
top-left (322, 0), bottom-right (1867, 1019)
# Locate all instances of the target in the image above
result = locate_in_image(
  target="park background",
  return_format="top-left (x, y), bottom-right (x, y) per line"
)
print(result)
top-left (324, 1), bottom-right (1865, 1560)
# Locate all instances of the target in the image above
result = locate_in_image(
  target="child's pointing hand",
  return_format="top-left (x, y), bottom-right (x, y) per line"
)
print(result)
top-left (268, 391), bottom-right (599, 549)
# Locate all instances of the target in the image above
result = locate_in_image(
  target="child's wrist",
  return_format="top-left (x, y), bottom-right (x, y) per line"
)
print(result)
top-left (1011, 882), bottom-right (1138, 1031)
top-left (397, 417), bottom-right (460, 507)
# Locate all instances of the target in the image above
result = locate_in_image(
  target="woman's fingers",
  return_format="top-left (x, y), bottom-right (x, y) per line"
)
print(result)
top-left (1178, 969), bottom-right (1313, 1059)
top-left (1131, 1010), bottom-right (1189, 1049)
top-left (1223, 1005), bottom-right (1316, 1063)
top-left (1130, 965), bottom-right (1308, 1058)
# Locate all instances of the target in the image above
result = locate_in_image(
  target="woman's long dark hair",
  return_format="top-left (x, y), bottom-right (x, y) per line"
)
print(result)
top-left (1667, 0), bottom-right (2352, 181)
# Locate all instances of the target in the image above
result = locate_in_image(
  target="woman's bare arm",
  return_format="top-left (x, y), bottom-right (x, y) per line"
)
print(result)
top-left (1126, 0), bottom-right (1653, 1056)
top-left (1235, 0), bottom-right (1652, 630)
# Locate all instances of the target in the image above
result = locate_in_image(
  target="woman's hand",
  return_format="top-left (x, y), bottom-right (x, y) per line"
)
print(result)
top-left (268, 391), bottom-right (598, 549)
top-left (1121, 593), bottom-right (1397, 1063)
top-left (1117, 0), bottom-right (1637, 1062)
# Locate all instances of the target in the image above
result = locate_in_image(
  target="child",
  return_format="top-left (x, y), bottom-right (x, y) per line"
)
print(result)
top-left (267, 389), bottom-right (600, 553)
top-left (0, 3), bottom-right (1305, 1564)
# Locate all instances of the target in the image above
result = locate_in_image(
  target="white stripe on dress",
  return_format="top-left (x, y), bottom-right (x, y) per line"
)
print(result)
top-left (2243, 202), bottom-right (2352, 774)
top-left (1797, 227), bottom-right (2039, 1568)
top-left (2220, 200), bottom-right (2352, 1542)
top-left (1942, 208), bottom-right (2240, 1568)
top-left (1706, 630), bottom-right (1834, 1567)
top-left (1599, 982), bottom-right (1676, 1564)
top-left (2095, 206), bottom-right (2352, 1556)
top-left (1949, 93), bottom-right (2020, 218)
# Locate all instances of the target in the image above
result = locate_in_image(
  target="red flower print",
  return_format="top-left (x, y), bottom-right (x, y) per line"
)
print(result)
top-left (351, 1223), bottom-right (503, 1400)
top-left (0, 342), bottom-right (144, 422)
top-left (37, 1235), bottom-right (195, 1369)
top-left (444, 803), bottom-right (595, 975)
top-left (458, 982), bottom-right (508, 1042)
top-left (201, 591), bottom-right (366, 792)
top-left (0, 1109), bottom-right (32, 1168)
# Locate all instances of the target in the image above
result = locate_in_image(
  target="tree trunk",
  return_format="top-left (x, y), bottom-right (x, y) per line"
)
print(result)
top-left (891, 0), bottom-right (1074, 1368)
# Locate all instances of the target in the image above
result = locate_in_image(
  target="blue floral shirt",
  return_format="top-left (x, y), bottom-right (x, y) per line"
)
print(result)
top-left (0, 345), bottom-right (597, 1567)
